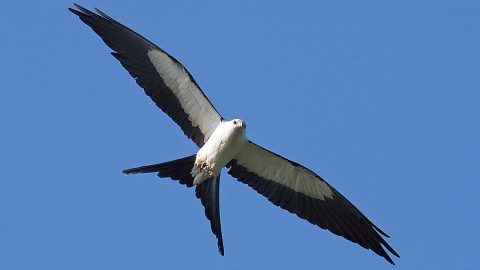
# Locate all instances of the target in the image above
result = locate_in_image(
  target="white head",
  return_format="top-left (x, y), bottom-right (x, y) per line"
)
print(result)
top-left (222, 118), bottom-right (247, 142)
top-left (230, 118), bottom-right (247, 129)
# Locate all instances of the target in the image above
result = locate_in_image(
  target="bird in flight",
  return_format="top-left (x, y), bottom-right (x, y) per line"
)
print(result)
top-left (69, 4), bottom-right (399, 264)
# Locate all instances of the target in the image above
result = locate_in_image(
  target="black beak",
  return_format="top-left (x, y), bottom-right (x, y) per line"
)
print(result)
top-left (241, 122), bottom-right (246, 128)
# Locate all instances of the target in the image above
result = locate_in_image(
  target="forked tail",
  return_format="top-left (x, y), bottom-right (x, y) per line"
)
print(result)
top-left (122, 155), bottom-right (225, 254)
top-left (122, 154), bottom-right (196, 187)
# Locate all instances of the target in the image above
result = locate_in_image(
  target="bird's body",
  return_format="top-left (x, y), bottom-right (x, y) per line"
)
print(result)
top-left (192, 119), bottom-right (247, 185)
top-left (70, 4), bottom-right (399, 264)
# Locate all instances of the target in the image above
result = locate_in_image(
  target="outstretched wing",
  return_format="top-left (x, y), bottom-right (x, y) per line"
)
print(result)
top-left (227, 141), bottom-right (399, 264)
top-left (69, 4), bottom-right (222, 147)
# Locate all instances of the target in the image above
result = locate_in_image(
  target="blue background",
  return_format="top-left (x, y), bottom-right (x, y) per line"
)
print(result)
top-left (1, 1), bottom-right (479, 269)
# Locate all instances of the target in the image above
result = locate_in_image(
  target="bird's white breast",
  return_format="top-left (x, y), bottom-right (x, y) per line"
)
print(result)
top-left (192, 121), bottom-right (247, 184)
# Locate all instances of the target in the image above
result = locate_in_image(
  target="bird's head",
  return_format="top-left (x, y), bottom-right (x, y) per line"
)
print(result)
top-left (231, 119), bottom-right (247, 129)
top-left (223, 118), bottom-right (247, 141)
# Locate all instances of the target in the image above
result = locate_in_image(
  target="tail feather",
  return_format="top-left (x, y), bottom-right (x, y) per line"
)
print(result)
top-left (123, 154), bottom-right (225, 254)
top-left (122, 154), bottom-right (196, 187)
top-left (196, 175), bottom-right (224, 255)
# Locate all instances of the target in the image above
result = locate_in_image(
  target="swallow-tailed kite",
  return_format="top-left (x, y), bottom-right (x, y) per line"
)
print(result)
top-left (69, 4), bottom-right (399, 264)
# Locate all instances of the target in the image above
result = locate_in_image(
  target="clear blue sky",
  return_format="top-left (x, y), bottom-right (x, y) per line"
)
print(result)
top-left (1, 1), bottom-right (479, 269)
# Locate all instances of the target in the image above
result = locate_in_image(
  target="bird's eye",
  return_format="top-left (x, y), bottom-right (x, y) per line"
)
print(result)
top-left (233, 121), bottom-right (237, 125)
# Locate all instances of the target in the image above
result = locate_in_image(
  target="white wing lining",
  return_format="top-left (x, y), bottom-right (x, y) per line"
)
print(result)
top-left (148, 50), bottom-right (221, 143)
top-left (234, 142), bottom-right (334, 200)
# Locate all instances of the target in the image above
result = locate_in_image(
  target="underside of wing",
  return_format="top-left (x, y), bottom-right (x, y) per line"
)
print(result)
top-left (227, 141), bottom-right (399, 264)
top-left (69, 4), bottom-right (222, 147)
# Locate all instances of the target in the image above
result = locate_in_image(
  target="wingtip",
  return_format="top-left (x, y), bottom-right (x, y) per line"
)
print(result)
top-left (73, 3), bottom-right (91, 14)
top-left (69, 4), bottom-right (91, 17)
top-left (373, 224), bottom-right (390, 238)
top-left (94, 7), bottom-right (113, 20)
top-left (380, 243), bottom-right (399, 265)
top-left (122, 169), bottom-right (132, 175)
top-left (69, 4), bottom-right (102, 18)
top-left (68, 7), bottom-right (81, 16)
top-left (390, 248), bottom-right (400, 258)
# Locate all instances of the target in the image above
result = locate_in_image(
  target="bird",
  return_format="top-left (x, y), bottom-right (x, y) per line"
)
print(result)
top-left (69, 4), bottom-right (399, 264)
